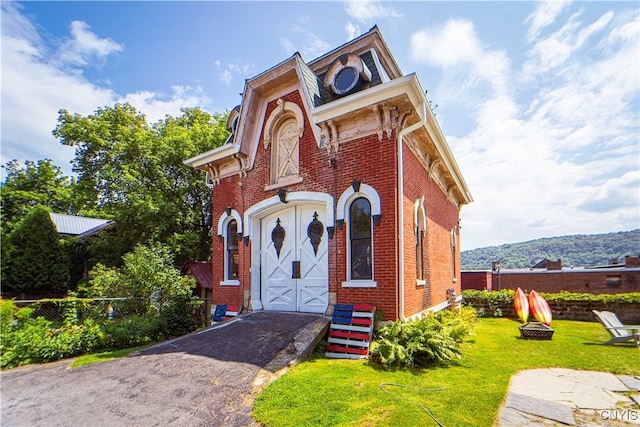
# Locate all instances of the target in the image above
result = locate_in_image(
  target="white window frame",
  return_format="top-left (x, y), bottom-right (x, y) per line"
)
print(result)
top-left (414, 197), bottom-right (427, 286)
top-left (337, 183), bottom-right (380, 288)
top-left (218, 209), bottom-right (242, 286)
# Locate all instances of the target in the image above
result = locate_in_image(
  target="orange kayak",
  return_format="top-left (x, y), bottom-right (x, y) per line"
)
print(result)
top-left (529, 290), bottom-right (552, 325)
top-left (513, 287), bottom-right (529, 323)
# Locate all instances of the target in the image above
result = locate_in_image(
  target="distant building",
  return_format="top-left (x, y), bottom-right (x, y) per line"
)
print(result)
top-left (462, 256), bottom-right (640, 294)
top-left (183, 261), bottom-right (213, 299)
top-left (49, 213), bottom-right (113, 238)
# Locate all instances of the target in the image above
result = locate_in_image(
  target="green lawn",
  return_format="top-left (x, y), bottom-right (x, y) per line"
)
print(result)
top-left (68, 345), bottom-right (151, 368)
top-left (252, 318), bottom-right (640, 427)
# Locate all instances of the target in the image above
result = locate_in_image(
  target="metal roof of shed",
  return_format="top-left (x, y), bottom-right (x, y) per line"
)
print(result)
top-left (49, 213), bottom-right (113, 238)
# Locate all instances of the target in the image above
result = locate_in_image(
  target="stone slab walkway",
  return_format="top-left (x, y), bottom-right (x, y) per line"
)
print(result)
top-left (497, 368), bottom-right (640, 426)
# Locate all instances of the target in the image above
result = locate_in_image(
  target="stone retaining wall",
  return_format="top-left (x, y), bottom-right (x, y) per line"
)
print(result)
top-left (463, 298), bottom-right (640, 323)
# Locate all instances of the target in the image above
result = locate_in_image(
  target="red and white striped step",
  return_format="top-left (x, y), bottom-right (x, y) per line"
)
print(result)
top-left (325, 304), bottom-right (376, 359)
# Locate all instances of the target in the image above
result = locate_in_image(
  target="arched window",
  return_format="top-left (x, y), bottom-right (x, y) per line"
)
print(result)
top-left (263, 98), bottom-right (305, 189)
top-left (349, 197), bottom-right (372, 281)
top-left (273, 117), bottom-right (300, 184)
top-left (414, 198), bottom-right (427, 283)
top-left (226, 219), bottom-right (239, 281)
top-left (337, 182), bottom-right (380, 288)
top-left (217, 208), bottom-right (242, 286)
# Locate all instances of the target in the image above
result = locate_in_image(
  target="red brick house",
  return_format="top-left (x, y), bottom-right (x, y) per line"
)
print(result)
top-left (462, 256), bottom-right (640, 294)
top-left (184, 26), bottom-right (472, 321)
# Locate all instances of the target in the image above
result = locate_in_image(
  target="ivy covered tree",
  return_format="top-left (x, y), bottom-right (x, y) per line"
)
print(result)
top-left (3, 206), bottom-right (69, 294)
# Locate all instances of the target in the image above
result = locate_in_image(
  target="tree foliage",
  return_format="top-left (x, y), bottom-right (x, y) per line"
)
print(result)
top-left (83, 243), bottom-right (195, 303)
top-left (0, 159), bottom-right (75, 234)
top-left (52, 103), bottom-right (228, 265)
top-left (462, 229), bottom-right (640, 270)
top-left (3, 206), bottom-right (69, 293)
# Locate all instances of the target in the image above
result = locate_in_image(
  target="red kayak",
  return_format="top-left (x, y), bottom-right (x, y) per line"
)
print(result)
top-left (513, 287), bottom-right (529, 323)
top-left (529, 290), bottom-right (552, 326)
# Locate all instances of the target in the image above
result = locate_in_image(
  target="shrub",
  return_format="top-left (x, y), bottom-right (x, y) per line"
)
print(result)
top-left (102, 315), bottom-right (162, 349)
top-left (461, 290), bottom-right (640, 318)
top-left (369, 306), bottom-right (476, 368)
top-left (158, 295), bottom-right (202, 338)
top-left (1, 314), bottom-right (106, 369)
top-left (3, 205), bottom-right (69, 293)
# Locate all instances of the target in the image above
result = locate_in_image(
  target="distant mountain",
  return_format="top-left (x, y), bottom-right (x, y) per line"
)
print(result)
top-left (461, 230), bottom-right (640, 270)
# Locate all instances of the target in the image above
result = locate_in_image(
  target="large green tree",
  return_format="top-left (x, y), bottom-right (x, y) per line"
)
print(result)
top-left (3, 206), bottom-right (69, 293)
top-left (52, 103), bottom-right (228, 265)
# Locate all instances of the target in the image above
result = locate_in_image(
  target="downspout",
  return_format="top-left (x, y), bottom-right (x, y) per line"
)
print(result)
top-left (397, 100), bottom-right (427, 321)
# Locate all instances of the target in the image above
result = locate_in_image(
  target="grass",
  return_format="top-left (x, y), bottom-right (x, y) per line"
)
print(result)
top-left (252, 318), bottom-right (640, 427)
top-left (68, 344), bottom-right (151, 368)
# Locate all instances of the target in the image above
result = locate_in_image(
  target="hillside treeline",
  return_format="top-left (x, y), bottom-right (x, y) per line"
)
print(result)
top-left (461, 229), bottom-right (640, 270)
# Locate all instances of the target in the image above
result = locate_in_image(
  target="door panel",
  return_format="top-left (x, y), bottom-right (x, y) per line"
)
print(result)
top-left (297, 205), bottom-right (329, 313)
top-left (261, 204), bottom-right (328, 313)
top-left (262, 208), bottom-right (296, 311)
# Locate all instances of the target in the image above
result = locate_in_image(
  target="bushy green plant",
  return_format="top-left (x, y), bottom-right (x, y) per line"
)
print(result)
top-left (158, 295), bottom-right (202, 338)
top-left (102, 315), bottom-right (162, 349)
top-left (3, 205), bottom-right (69, 293)
top-left (0, 299), bottom-right (17, 335)
top-left (0, 313), bottom-right (106, 369)
top-left (85, 243), bottom-right (196, 314)
top-left (369, 307), bottom-right (476, 367)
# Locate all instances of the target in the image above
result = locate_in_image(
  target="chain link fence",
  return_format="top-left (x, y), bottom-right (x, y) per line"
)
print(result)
top-left (11, 297), bottom-right (214, 326)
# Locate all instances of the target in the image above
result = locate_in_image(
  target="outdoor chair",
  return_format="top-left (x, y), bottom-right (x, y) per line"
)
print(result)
top-left (592, 310), bottom-right (640, 347)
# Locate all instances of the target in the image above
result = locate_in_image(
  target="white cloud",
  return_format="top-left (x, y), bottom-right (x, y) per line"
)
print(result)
top-left (523, 10), bottom-right (613, 75)
top-left (0, 3), bottom-right (213, 177)
top-left (426, 7), bottom-right (639, 250)
top-left (345, 21), bottom-right (361, 41)
top-left (215, 61), bottom-right (254, 85)
top-left (411, 20), bottom-right (482, 67)
top-left (344, 0), bottom-right (402, 23)
top-left (280, 37), bottom-right (296, 56)
top-left (119, 86), bottom-right (211, 125)
top-left (525, 0), bottom-right (572, 41)
top-left (282, 21), bottom-right (332, 60)
top-left (303, 33), bottom-right (332, 59)
top-left (55, 21), bottom-right (123, 68)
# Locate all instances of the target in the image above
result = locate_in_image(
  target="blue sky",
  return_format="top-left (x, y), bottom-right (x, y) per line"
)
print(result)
top-left (2, 0), bottom-right (638, 252)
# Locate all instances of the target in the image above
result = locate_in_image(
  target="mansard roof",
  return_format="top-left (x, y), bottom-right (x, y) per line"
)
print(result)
top-left (183, 26), bottom-right (473, 205)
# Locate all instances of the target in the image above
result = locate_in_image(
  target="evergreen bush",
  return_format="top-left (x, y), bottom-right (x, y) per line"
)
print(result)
top-left (3, 206), bottom-right (69, 293)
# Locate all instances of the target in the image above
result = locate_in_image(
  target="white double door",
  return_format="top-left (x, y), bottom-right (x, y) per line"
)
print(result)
top-left (261, 204), bottom-right (329, 313)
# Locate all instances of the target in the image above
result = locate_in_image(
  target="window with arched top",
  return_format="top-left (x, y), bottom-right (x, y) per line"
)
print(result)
top-left (218, 209), bottom-right (243, 286)
top-left (263, 98), bottom-right (305, 190)
top-left (414, 198), bottom-right (427, 283)
top-left (273, 117), bottom-right (300, 184)
top-left (349, 197), bottom-right (372, 280)
top-left (226, 219), bottom-right (239, 281)
top-left (337, 182), bottom-right (380, 288)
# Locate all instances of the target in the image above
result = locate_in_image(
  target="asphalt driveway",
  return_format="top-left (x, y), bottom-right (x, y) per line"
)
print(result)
top-left (1, 311), bottom-right (329, 427)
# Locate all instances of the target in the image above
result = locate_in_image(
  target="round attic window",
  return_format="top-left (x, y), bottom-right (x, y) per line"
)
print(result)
top-left (333, 67), bottom-right (359, 94)
top-left (324, 53), bottom-right (371, 97)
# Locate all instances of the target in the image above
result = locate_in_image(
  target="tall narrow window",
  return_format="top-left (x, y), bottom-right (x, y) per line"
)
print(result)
top-left (414, 198), bottom-right (427, 282)
top-left (416, 232), bottom-right (425, 280)
top-left (349, 197), bottom-right (372, 280)
top-left (226, 219), bottom-right (239, 280)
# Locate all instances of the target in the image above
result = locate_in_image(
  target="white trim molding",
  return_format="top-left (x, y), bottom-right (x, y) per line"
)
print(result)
top-left (217, 209), bottom-right (243, 236)
top-left (336, 182), bottom-right (381, 222)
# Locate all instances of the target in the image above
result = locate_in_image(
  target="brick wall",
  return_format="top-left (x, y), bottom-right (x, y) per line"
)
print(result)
top-left (208, 89), bottom-right (463, 321)
top-left (402, 144), bottom-right (461, 317)
top-left (461, 271), bottom-right (493, 291)
top-left (492, 270), bottom-right (640, 294)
